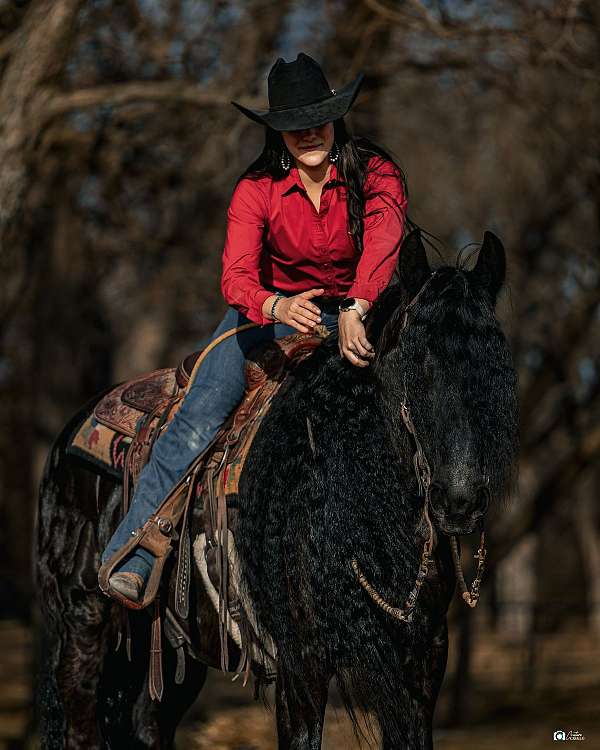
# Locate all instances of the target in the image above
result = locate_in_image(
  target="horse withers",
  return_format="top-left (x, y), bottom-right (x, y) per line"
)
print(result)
top-left (35, 228), bottom-right (519, 749)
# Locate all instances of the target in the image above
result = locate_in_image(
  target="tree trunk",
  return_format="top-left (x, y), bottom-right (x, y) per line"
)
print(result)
top-left (573, 470), bottom-right (600, 634)
top-left (0, 0), bottom-right (84, 315)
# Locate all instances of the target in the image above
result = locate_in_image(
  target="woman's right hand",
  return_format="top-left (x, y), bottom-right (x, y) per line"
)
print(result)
top-left (263, 288), bottom-right (324, 333)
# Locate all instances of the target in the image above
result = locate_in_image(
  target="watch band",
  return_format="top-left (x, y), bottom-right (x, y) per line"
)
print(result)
top-left (339, 298), bottom-right (368, 320)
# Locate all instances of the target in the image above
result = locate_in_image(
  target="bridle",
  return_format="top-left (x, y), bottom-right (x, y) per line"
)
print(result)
top-left (351, 271), bottom-right (487, 622)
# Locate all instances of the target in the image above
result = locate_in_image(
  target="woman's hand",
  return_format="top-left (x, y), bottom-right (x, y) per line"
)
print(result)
top-left (338, 309), bottom-right (374, 367)
top-left (263, 288), bottom-right (324, 333)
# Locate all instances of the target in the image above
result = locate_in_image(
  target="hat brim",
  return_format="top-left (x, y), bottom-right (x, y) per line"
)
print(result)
top-left (231, 73), bottom-right (364, 131)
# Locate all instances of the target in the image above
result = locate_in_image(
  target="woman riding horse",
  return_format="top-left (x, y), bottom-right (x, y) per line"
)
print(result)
top-left (99, 52), bottom-right (409, 606)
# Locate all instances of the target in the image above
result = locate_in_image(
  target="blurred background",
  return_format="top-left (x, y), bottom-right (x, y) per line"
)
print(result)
top-left (0, 0), bottom-right (599, 747)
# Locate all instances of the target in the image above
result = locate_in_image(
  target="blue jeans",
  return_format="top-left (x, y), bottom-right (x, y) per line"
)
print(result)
top-left (101, 301), bottom-right (340, 579)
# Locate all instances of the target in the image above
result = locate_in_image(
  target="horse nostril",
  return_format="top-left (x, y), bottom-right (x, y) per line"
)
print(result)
top-left (475, 485), bottom-right (490, 514)
top-left (429, 482), bottom-right (446, 508)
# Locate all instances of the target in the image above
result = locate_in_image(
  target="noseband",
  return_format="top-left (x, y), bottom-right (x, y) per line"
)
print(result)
top-left (351, 271), bottom-right (487, 622)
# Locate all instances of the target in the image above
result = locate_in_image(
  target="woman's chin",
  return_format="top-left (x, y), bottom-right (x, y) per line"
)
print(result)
top-left (296, 151), bottom-right (328, 168)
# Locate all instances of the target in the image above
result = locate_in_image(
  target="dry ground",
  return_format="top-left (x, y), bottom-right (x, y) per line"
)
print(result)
top-left (1, 620), bottom-right (598, 749)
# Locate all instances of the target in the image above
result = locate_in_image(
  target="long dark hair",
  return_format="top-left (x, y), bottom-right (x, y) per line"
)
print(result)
top-left (236, 118), bottom-right (417, 254)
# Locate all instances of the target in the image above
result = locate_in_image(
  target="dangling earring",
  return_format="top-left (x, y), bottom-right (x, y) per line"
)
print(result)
top-left (328, 140), bottom-right (340, 163)
top-left (280, 149), bottom-right (291, 171)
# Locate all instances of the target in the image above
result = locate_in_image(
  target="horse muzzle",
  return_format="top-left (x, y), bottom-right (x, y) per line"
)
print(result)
top-left (428, 481), bottom-right (490, 536)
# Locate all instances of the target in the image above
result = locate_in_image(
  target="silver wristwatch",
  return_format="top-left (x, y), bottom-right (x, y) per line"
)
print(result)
top-left (338, 297), bottom-right (368, 320)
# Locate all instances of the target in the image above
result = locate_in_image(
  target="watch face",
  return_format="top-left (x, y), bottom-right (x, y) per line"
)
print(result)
top-left (340, 297), bottom-right (356, 311)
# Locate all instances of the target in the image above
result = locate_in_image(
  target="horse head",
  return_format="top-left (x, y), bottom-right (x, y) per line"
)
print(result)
top-left (370, 228), bottom-right (519, 538)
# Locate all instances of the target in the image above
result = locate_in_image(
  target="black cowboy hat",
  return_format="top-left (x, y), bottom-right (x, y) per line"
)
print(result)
top-left (231, 53), bottom-right (364, 132)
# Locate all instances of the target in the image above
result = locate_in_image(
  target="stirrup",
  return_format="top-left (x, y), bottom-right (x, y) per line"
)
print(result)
top-left (98, 466), bottom-right (196, 610)
top-left (99, 515), bottom-right (179, 610)
top-left (99, 422), bottom-right (228, 610)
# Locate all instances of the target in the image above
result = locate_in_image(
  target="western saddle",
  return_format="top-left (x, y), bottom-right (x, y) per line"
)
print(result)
top-left (95, 324), bottom-right (328, 700)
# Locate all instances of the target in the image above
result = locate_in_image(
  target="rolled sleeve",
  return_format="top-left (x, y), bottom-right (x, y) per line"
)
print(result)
top-left (221, 178), bottom-right (273, 325)
top-left (347, 158), bottom-right (408, 304)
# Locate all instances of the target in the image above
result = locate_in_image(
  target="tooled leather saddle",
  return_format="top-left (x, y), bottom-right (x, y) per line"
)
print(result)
top-left (95, 326), bottom-right (328, 700)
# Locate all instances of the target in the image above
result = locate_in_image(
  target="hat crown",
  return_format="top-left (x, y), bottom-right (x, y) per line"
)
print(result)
top-left (267, 53), bottom-right (333, 112)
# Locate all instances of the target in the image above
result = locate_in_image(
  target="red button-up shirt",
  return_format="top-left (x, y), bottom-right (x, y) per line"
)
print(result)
top-left (221, 155), bottom-right (408, 324)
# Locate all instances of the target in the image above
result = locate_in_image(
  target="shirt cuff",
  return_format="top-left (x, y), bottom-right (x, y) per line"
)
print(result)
top-left (248, 289), bottom-right (276, 325)
top-left (346, 281), bottom-right (382, 305)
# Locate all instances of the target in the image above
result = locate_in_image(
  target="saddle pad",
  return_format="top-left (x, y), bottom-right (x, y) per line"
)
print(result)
top-left (66, 412), bottom-right (132, 477)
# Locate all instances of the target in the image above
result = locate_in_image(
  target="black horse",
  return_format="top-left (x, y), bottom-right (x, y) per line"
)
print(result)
top-left (35, 229), bottom-right (519, 749)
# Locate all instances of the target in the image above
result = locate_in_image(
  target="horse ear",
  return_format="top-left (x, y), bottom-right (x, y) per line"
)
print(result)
top-left (399, 229), bottom-right (431, 297)
top-left (468, 231), bottom-right (506, 302)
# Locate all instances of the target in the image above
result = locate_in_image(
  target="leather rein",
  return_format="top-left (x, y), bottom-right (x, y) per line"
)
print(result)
top-left (351, 271), bottom-right (487, 622)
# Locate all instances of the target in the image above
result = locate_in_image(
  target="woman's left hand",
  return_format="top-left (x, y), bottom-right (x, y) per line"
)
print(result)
top-left (338, 311), bottom-right (375, 367)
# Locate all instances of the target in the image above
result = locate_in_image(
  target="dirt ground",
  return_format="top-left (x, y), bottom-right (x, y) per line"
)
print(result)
top-left (1, 619), bottom-right (598, 749)
top-left (178, 637), bottom-right (600, 750)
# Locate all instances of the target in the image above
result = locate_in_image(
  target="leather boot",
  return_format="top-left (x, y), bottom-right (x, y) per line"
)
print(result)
top-left (108, 572), bottom-right (145, 603)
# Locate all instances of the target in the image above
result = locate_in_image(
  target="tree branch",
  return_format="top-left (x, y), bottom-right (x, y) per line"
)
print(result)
top-left (43, 81), bottom-right (261, 122)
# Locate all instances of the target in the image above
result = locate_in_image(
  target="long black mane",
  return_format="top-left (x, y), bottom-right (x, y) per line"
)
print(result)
top-left (235, 232), bottom-right (519, 745)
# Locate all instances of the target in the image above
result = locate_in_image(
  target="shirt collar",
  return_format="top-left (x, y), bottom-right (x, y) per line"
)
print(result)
top-left (280, 161), bottom-right (344, 196)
